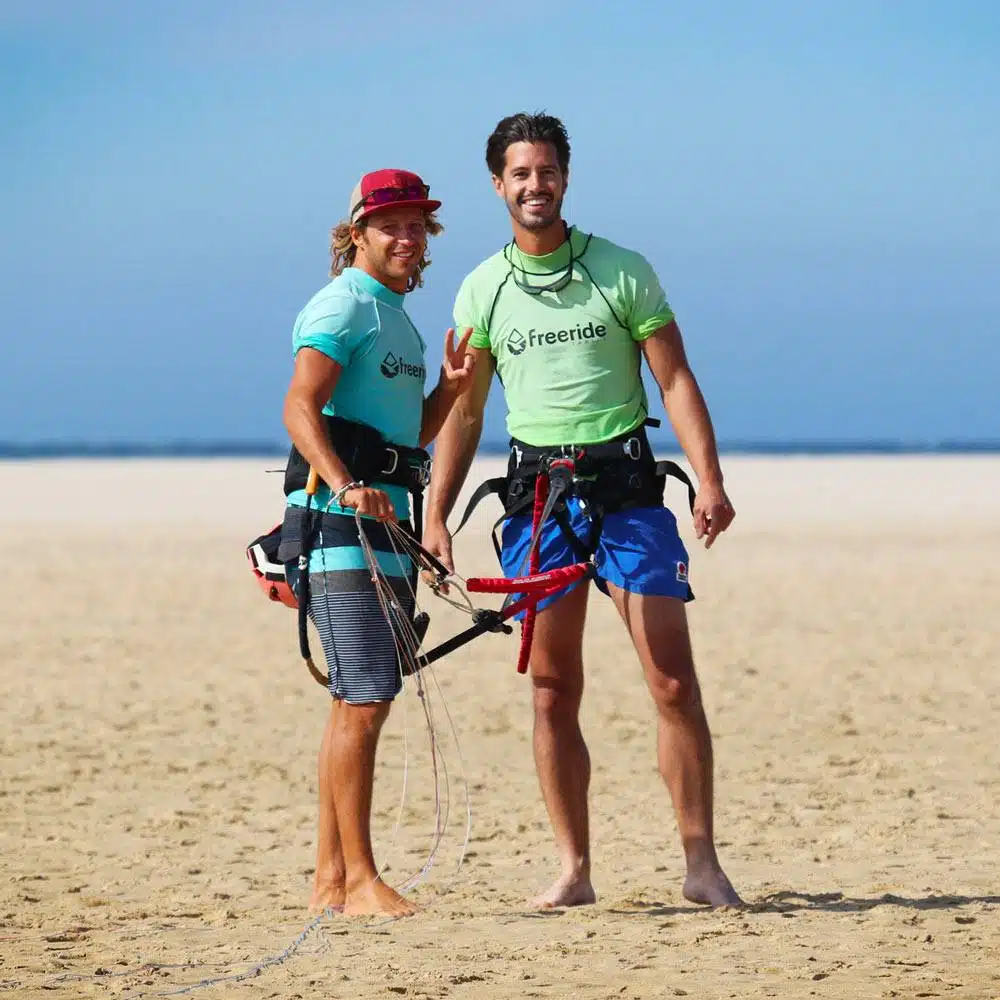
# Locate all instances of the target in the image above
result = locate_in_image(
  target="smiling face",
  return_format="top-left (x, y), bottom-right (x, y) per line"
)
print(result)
top-left (351, 205), bottom-right (429, 292)
top-left (492, 140), bottom-right (567, 233)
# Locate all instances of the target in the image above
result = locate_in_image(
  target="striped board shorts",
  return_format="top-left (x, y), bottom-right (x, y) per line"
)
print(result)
top-left (280, 506), bottom-right (417, 705)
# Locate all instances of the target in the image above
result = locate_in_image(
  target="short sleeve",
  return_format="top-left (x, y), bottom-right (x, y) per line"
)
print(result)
top-left (454, 274), bottom-right (491, 351)
top-left (623, 255), bottom-right (675, 342)
top-left (292, 293), bottom-right (372, 366)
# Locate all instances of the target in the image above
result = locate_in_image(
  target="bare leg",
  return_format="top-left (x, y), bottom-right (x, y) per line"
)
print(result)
top-left (528, 582), bottom-right (597, 908)
top-left (609, 586), bottom-right (743, 907)
top-left (309, 702), bottom-right (346, 913)
top-left (328, 699), bottom-right (417, 917)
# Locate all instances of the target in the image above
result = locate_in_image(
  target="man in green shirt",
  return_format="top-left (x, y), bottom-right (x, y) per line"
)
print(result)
top-left (425, 113), bottom-right (742, 909)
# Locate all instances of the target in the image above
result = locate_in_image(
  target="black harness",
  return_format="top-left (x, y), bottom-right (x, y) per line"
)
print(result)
top-left (453, 417), bottom-right (697, 567)
top-left (282, 414), bottom-right (432, 540)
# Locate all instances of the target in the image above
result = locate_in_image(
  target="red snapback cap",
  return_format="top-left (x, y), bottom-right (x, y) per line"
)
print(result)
top-left (348, 168), bottom-right (441, 225)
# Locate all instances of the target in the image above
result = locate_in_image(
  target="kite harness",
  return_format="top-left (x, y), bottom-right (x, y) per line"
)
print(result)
top-left (247, 415), bottom-right (696, 684)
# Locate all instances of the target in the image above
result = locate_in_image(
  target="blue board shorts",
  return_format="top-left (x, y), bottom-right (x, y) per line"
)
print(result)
top-left (500, 497), bottom-right (693, 620)
top-left (282, 509), bottom-right (416, 705)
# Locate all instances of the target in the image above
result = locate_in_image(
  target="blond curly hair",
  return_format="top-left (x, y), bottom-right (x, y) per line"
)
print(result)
top-left (329, 213), bottom-right (444, 292)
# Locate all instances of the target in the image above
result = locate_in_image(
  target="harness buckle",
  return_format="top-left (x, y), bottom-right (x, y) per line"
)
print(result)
top-left (548, 456), bottom-right (576, 475)
top-left (547, 457), bottom-right (576, 503)
top-left (381, 447), bottom-right (400, 476)
top-left (623, 437), bottom-right (642, 461)
top-left (416, 457), bottom-right (432, 487)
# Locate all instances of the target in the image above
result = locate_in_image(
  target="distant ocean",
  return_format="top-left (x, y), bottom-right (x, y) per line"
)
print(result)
top-left (1, 440), bottom-right (999, 459)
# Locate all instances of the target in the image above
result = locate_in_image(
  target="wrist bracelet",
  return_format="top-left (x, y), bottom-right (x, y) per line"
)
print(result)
top-left (329, 480), bottom-right (363, 508)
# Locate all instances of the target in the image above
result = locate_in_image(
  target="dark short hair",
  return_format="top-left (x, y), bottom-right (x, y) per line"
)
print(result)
top-left (485, 112), bottom-right (571, 178)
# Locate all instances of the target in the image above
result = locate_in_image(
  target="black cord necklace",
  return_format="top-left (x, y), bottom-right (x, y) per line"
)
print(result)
top-left (503, 223), bottom-right (593, 295)
top-left (485, 223), bottom-right (628, 332)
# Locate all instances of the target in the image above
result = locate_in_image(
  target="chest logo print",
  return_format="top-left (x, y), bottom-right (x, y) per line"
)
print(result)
top-left (507, 329), bottom-right (527, 355)
top-left (505, 322), bottom-right (608, 356)
top-left (380, 352), bottom-right (401, 378)
top-left (379, 351), bottom-right (427, 381)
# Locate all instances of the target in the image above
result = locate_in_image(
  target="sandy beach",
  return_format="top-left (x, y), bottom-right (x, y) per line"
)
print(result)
top-left (1, 455), bottom-right (998, 999)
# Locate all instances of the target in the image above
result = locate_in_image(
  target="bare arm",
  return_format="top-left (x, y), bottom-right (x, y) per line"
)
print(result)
top-left (641, 319), bottom-right (733, 546)
top-left (641, 320), bottom-right (723, 486)
top-left (425, 346), bottom-right (494, 529)
top-left (282, 348), bottom-right (354, 491)
top-left (282, 347), bottom-right (394, 520)
top-left (419, 327), bottom-right (477, 448)
top-left (420, 382), bottom-right (460, 448)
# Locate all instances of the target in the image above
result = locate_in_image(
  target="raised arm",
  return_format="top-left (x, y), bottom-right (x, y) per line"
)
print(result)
top-left (419, 327), bottom-right (477, 448)
top-left (641, 320), bottom-right (734, 548)
top-left (422, 346), bottom-right (495, 571)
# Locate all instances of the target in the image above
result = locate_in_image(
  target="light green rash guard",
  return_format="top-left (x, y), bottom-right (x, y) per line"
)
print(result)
top-left (453, 227), bottom-right (675, 446)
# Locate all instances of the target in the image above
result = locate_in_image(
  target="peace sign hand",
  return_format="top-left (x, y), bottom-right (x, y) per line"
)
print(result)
top-left (441, 327), bottom-right (477, 396)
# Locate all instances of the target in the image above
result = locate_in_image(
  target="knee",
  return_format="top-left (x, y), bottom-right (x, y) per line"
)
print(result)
top-left (339, 700), bottom-right (391, 736)
top-left (649, 668), bottom-right (701, 715)
top-left (532, 675), bottom-right (583, 720)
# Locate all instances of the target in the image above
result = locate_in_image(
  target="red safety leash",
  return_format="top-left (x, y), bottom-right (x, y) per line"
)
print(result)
top-left (464, 563), bottom-right (589, 594)
top-left (516, 469), bottom-right (550, 673)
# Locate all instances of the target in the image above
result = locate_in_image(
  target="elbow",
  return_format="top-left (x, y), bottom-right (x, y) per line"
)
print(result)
top-left (660, 364), bottom-right (695, 400)
top-left (453, 394), bottom-right (484, 433)
top-left (283, 390), bottom-right (311, 443)
top-left (282, 394), bottom-right (297, 438)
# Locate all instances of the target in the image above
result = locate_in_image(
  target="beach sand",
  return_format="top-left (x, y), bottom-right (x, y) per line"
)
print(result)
top-left (1, 456), bottom-right (998, 999)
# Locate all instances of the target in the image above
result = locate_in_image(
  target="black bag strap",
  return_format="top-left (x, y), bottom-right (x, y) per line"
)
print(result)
top-left (551, 504), bottom-right (601, 563)
top-left (452, 477), bottom-right (510, 537)
top-left (296, 503), bottom-right (316, 666)
top-left (656, 460), bottom-right (697, 515)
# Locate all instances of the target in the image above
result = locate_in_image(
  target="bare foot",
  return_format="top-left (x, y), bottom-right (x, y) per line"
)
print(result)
top-left (531, 871), bottom-right (597, 909)
top-left (308, 877), bottom-right (345, 915)
top-left (344, 878), bottom-right (417, 917)
top-left (683, 866), bottom-right (744, 908)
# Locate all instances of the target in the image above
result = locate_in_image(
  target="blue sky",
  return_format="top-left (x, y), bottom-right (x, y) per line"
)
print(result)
top-left (1, 0), bottom-right (997, 447)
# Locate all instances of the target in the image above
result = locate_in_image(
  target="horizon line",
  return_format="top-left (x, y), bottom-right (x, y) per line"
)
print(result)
top-left (1, 438), bottom-right (999, 459)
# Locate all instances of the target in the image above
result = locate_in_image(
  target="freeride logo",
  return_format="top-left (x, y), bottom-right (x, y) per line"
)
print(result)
top-left (506, 321), bottom-right (607, 355)
top-left (380, 351), bottom-right (426, 380)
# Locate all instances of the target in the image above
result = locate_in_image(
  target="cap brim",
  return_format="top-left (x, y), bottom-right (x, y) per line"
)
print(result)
top-left (354, 198), bottom-right (442, 224)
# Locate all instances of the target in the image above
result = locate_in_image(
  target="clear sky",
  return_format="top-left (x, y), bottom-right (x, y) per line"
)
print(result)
top-left (2, 0), bottom-right (997, 447)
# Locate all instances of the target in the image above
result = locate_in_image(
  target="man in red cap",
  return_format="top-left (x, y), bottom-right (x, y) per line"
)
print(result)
top-left (282, 169), bottom-right (475, 916)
